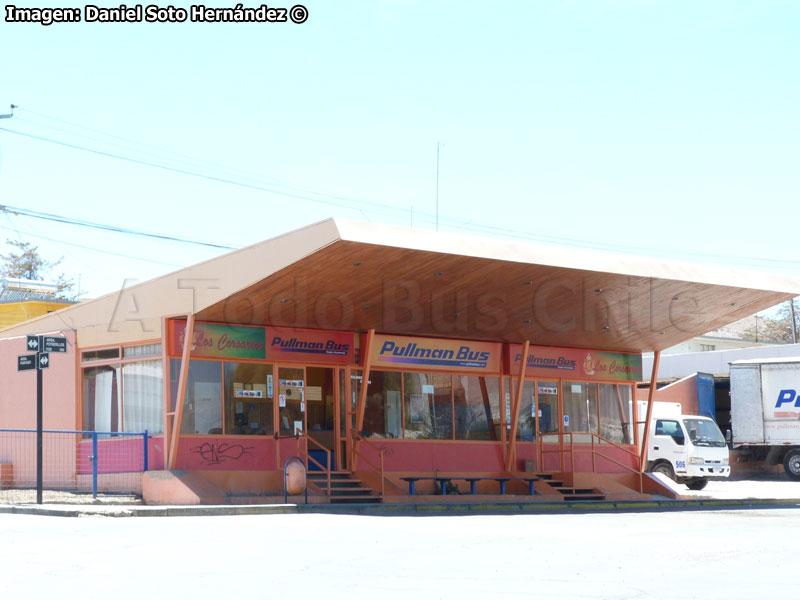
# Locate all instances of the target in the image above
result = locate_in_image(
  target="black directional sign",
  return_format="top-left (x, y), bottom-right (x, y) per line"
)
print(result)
top-left (43, 337), bottom-right (67, 353)
top-left (37, 353), bottom-right (50, 370)
top-left (17, 354), bottom-right (36, 371)
top-left (26, 335), bottom-right (40, 351)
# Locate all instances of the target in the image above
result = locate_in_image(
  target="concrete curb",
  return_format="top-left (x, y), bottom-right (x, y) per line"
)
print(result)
top-left (2, 497), bottom-right (800, 518)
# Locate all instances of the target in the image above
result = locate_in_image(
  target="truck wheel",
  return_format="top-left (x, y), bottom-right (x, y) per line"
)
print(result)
top-left (783, 449), bottom-right (800, 481)
top-left (686, 478), bottom-right (708, 491)
top-left (652, 462), bottom-right (675, 481)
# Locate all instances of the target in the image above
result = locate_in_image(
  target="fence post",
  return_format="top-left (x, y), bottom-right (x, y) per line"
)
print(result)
top-left (91, 431), bottom-right (98, 499)
top-left (143, 430), bottom-right (149, 472)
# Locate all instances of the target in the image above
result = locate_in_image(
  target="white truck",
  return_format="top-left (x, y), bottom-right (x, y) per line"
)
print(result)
top-left (730, 358), bottom-right (800, 480)
top-left (638, 401), bottom-right (730, 490)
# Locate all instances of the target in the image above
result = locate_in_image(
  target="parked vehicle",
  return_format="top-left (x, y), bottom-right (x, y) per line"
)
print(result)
top-left (637, 401), bottom-right (730, 490)
top-left (730, 358), bottom-right (800, 480)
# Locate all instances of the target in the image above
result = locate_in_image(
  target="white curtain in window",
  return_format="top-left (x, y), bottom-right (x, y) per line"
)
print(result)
top-left (94, 369), bottom-right (115, 432)
top-left (123, 360), bottom-right (163, 434)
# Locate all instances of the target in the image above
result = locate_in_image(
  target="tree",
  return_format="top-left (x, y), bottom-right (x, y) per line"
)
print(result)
top-left (742, 299), bottom-right (800, 344)
top-left (0, 239), bottom-right (75, 299)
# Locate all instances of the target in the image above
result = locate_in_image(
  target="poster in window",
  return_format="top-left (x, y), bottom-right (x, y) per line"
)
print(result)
top-left (410, 393), bottom-right (425, 423)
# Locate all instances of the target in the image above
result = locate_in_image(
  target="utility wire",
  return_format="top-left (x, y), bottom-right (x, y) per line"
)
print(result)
top-left (3, 118), bottom-right (800, 272)
top-left (0, 204), bottom-right (234, 250)
top-left (0, 224), bottom-right (185, 267)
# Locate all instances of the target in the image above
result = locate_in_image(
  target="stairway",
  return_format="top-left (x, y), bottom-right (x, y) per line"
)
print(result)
top-left (536, 473), bottom-right (606, 502)
top-left (307, 471), bottom-right (382, 504)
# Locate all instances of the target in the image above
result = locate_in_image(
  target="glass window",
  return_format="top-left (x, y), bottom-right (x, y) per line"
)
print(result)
top-left (82, 348), bottom-right (120, 362)
top-left (562, 381), bottom-right (598, 434)
top-left (454, 376), bottom-right (498, 440)
top-left (403, 373), bottom-right (453, 440)
top-left (279, 367), bottom-right (305, 434)
top-left (599, 384), bottom-right (632, 444)
top-left (122, 360), bottom-right (163, 434)
top-left (510, 380), bottom-right (536, 441)
top-left (363, 371), bottom-right (402, 438)
top-left (224, 362), bottom-right (273, 435)
top-left (123, 343), bottom-right (162, 358)
top-left (178, 360), bottom-right (223, 434)
top-left (83, 365), bottom-right (121, 435)
top-left (655, 419), bottom-right (684, 445)
top-left (537, 382), bottom-right (559, 435)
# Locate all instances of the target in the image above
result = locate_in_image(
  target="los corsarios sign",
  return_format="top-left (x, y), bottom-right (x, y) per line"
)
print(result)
top-left (169, 321), bottom-right (266, 360)
top-left (508, 344), bottom-right (642, 382)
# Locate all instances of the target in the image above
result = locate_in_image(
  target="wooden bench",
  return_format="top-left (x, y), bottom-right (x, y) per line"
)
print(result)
top-left (400, 475), bottom-right (538, 496)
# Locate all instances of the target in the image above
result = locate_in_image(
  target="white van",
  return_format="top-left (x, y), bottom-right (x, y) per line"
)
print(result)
top-left (637, 402), bottom-right (730, 490)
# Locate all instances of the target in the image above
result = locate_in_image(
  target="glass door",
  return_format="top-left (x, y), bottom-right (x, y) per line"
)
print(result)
top-left (278, 366), bottom-right (305, 436)
top-left (536, 381), bottom-right (559, 471)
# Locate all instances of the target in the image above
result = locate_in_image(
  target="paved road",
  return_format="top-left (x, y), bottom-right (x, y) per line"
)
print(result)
top-left (2, 508), bottom-right (799, 599)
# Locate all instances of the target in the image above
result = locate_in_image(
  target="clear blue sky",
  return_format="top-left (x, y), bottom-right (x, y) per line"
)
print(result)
top-left (1, 1), bottom-right (798, 300)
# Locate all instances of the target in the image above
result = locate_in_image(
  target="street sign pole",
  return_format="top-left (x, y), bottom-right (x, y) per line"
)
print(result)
top-left (36, 346), bottom-right (43, 505)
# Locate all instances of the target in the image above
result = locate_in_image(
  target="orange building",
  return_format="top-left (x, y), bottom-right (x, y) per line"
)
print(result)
top-left (1, 219), bottom-right (797, 504)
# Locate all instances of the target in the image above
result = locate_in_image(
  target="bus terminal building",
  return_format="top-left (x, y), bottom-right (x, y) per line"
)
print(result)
top-left (1, 219), bottom-right (797, 504)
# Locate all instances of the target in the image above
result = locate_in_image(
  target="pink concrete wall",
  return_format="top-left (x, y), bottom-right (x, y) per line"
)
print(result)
top-left (0, 331), bottom-right (77, 429)
top-left (0, 332), bottom-right (78, 487)
top-left (77, 435), bottom-right (165, 474)
top-left (176, 436), bottom-right (277, 470)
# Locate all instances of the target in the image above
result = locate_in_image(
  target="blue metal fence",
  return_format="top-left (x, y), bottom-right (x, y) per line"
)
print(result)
top-left (0, 428), bottom-right (149, 503)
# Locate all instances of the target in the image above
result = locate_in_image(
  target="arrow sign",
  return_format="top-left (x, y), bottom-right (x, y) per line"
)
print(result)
top-left (43, 337), bottom-right (67, 353)
top-left (27, 335), bottom-right (40, 351)
top-left (18, 354), bottom-right (36, 371)
top-left (37, 353), bottom-right (50, 370)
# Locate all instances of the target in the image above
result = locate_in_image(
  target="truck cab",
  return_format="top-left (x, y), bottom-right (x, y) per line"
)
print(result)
top-left (638, 402), bottom-right (730, 490)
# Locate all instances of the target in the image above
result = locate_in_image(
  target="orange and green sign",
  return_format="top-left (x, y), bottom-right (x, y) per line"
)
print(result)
top-left (370, 334), bottom-right (502, 373)
top-left (508, 344), bottom-right (642, 382)
top-left (169, 321), bottom-right (266, 359)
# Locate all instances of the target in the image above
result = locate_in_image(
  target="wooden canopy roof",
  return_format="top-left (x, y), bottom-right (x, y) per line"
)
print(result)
top-left (196, 220), bottom-right (798, 353)
top-left (5, 219), bottom-right (798, 353)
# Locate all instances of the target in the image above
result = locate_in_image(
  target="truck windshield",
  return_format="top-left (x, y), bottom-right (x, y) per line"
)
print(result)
top-left (683, 419), bottom-right (726, 447)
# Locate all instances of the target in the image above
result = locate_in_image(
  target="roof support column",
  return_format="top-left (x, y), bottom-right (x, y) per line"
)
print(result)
top-left (352, 328), bottom-right (375, 471)
top-left (638, 350), bottom-right (661, 473)
top-left (505, 340), bottom-right (529, 472)
top-left (168, 314), bottom-right (194, 470)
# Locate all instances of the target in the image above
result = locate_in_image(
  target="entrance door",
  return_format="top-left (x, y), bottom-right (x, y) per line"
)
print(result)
top-left (305, 366), bottom-right (337, 470)
top-left (536, 381), bottom-right (559, 470)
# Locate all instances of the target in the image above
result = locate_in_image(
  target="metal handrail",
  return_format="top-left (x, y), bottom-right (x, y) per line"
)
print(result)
top-left (350, 432), bottom-right (386, 498)
top-left (304, 433), bottom-right (332, 496)
top-left (539, 432), bottom-right (644, 493)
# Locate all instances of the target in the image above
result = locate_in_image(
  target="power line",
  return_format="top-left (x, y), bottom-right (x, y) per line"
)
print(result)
top-left (0, 224), bottom-right (185, 267)
top-left (0, 124), bottom-right (413, 219)
top-left (2, 117), bottom-right (800, 272)
top-left (0, 204), bottom-right (234, 250)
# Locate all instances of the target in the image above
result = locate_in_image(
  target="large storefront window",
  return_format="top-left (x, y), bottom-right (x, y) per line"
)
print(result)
top-left (562, 381), bottom-right (598, 434)
top-left (511, 380), bottom-right (536, 441)
top-left (83, 365), bottom-right (121, 434)
top-left (83, 359), bottom-right (164, 435)
top-left (454, 376), bottom-right (499, 440)
top-left (403, 373), bottom-right (453, 440)
top-left (122, 360), bottom-right (163, 434)
top-left (363, 371), bottom-right (402, 438)
top-left (599, 383), bottom-right (632, 444)
top-left (178, 360), bottom-right (223, 435)
top-left (224, 362), bottom-right (273, 435)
